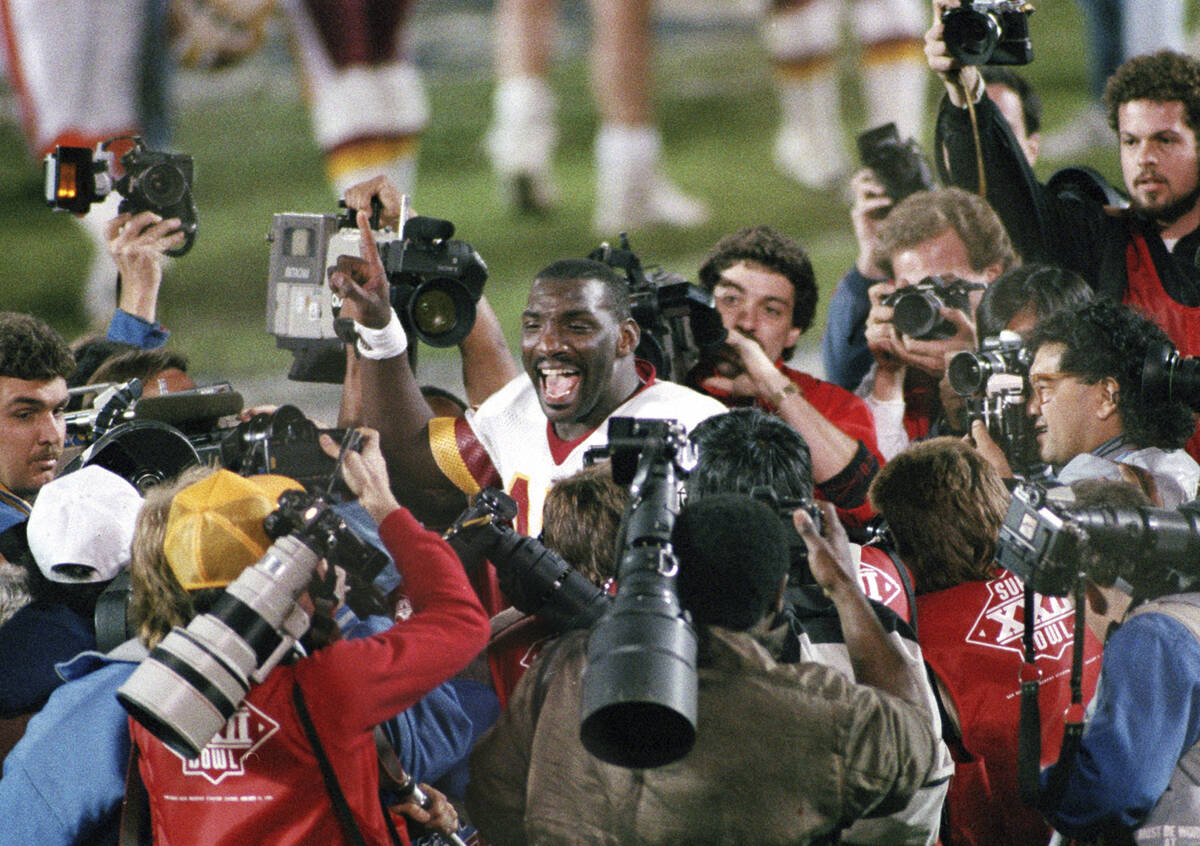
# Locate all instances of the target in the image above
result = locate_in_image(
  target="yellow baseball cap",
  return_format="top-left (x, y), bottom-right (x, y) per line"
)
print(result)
top-left (163, 470), bottom-right (303, 590)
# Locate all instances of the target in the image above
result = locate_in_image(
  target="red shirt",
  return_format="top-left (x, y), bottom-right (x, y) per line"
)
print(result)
top-left (132, 508), bottom-right (490, 846)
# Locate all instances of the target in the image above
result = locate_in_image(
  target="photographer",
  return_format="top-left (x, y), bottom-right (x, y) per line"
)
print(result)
top-left (694, 226), bottom-right (883, 528)
top-left (857, 187), bottom-right (1017, 459)
top-left (687, 408), bottom-right (954, 846)
top-left (869, 437), bottom-right (1104, 846)
top-left (123, 432), bottom-right (488, 845)
top-left (1035, 480), bottom-right (1200, 844)
top-left (822, 67), bottom-right (1039, 392)
top-left (466, 494), bottom-right (943, 845)
top-left (928, 9), bottom-right (1200, 457)
top-left (985, 300), bottom-right (1199, 506)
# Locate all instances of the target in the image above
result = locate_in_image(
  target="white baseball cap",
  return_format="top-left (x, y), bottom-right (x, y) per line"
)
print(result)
top-left (27, 466), bottom-right (144, 583)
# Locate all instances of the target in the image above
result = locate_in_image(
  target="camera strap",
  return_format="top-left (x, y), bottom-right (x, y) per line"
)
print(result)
top-left (292, 682), bottom-right (371, 846)
top-left (1016, 581), bottom-right (1087, 808)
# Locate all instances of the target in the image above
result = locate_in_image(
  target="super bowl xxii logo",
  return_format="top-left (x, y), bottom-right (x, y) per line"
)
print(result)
top-left (177, 703), bottom-right (279, 785)
top-left (968, 573), bottom-right (1075, 661)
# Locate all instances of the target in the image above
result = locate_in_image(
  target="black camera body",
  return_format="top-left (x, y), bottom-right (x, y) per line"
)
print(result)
top-left (443, 488), bottom-right (610, 632)
top-left (941, 0), bottom-right (1034, 66)
top-left (949, 333), bottom-right (1045, 477)
top-left (263, 486), bottom-right (391, 618)
top-left (997, 481), bottom-right (1200, 599)
top-left (590, 234), bottom-right (727, 384)
top-left (45, 138), bottom-right (198, 256)
top-left (857, 123), bottom-right (937, 207)
top-left (379, 215), bottom-right (489, 348)
top-left (884, 275), bottom-right (981, 341)
top-left (749, 486), bottom-right (823, 587)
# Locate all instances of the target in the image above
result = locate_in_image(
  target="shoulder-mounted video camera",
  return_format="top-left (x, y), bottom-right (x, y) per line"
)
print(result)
top-left (589, 233), bottom-right (727, 384)
top-left (941, 0), bottom-right (1034, 66)
top-left (266, 203), bottom-right (487, 382)
top-left (443, 488), bottom-right (610, 632)
top-left (884, 274), bottom-right (983, 341)
top-left (44, 137), bottom-right (198, 256)
top-left (997, 481), bottom-right (1200, 599)
top-left (857, 123), bottom-right (937, 207)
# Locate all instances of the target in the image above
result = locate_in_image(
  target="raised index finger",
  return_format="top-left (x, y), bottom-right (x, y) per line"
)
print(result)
top-left (355, 210), bottom-right (387, 275)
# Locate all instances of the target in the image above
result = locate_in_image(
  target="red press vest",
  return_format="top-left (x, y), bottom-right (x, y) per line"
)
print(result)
top-left (1125, 233), bottom-right (1200, 463)
top-left (917, 575), bottom-right (1103, 846)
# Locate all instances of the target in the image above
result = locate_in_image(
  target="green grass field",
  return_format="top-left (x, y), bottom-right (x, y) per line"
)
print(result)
top-left (0, 1), bottom-right (1141, 391)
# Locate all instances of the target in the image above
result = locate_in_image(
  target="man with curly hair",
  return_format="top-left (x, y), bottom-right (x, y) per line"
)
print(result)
top-left (1020, 300), bottom-right (1198, 506)
top-left (693, 225), bottom-right (884, 527)
top-left (0, 313), bottom-right (74, 533)
top-left (927, 21), bottom-right (1200, 380)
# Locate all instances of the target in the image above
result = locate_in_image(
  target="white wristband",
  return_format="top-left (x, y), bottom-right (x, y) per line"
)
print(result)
top-left (355, 309), bottom-right (408, 360)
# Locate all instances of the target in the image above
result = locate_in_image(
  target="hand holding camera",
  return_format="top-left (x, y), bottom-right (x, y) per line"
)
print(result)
top-left (699, 329), bottom-right (790, 404)
top-left (319, 427), bottom-right (399, 524)
top-left (105, 211), bottom-right (186, 323)
top-left (793, 500), bottom-right (859, 599)
top-left (327, 210), bottom-right (394, 330)
top-left (850, 170), bottom-right (895, 279)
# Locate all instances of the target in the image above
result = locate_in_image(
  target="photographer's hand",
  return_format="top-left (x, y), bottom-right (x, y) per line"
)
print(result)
top-left (328, 210), bottom-right (392, 330)
top-left (319, 428), bottom-right (400, 524)
top-left (925, 0), bottom-right (983, 108)
top-left (966, 419), bottom-right (1015, 479)
top-left (343, 175), bottom-right (410, 231)
top-left (850, 169), bottom-right (892, 279)
top-left (700, 329), bottom-right (783, 401)
top-left (794, 501), bottom-right (859, 595)
top-left (106, 211), bottom-right (185, 324)
top-left (795, 502), bottom-right (926, 710)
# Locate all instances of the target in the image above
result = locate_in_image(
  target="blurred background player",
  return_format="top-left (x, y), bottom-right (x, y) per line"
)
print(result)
top-left (484, 0), bottom-right (709, 231)
top-left (764, 0), bottom-right (929, 190)
top-left (0, 0), bottom-right (427, 325)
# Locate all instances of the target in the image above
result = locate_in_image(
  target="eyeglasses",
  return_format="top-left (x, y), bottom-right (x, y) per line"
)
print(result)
top-left (1029, 371), bottom-right (1076, 404)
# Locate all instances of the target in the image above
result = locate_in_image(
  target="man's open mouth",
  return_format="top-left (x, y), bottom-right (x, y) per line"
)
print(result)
top-left (538, 364), bottom-right (582, 405)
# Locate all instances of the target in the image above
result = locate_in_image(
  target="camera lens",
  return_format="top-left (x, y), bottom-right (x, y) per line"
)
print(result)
top-left (942, 7), bottom-right (1002, 65)
top-left (138, 163), bottom-right (187, 207)
top-left (406, 278), bottom-right (477, 347)
top-left (891, 289), bottom-right (944, 339)
top-left (948, 351), bottom-right (988, 396)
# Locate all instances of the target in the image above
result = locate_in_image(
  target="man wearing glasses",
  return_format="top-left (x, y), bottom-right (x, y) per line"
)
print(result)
top-left (1023, 300), bottom-right (1198, 506)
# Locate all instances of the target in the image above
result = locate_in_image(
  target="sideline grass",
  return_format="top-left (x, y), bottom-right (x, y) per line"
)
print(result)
top-left (0, 1), bottom-right (1117, 388)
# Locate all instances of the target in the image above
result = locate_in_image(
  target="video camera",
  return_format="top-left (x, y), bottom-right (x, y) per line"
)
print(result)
top-left (941, 0), bottom-right (1034, 66)
top-left (590, 233), bottom-right (727, 384)
top-left (44, 137), bottom-right (198, 256)
top-left (856, 122), bottom-right (937, 208)
top-left (579, 417), bottom-right (698, 769)
top-left (443, 488), bottom-right (610, 632)
top-left (65, 379), bottom-right (359, 500)
top-left (996, 481), bottom-right (1200, 600)
top-left (884, 275), bottom-right (983, 341)
top-left (266, 203), bottom-right (487, 382)
top-left (948, 332), bottom-right (1046, 476)
top-left (117, 481), bottom-right (387, 759)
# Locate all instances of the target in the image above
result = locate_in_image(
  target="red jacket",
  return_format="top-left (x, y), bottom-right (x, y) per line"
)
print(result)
top-left (917, 575), bottom-right (1102, 846)
top-left (132, 507), bottom-right (490, 846)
